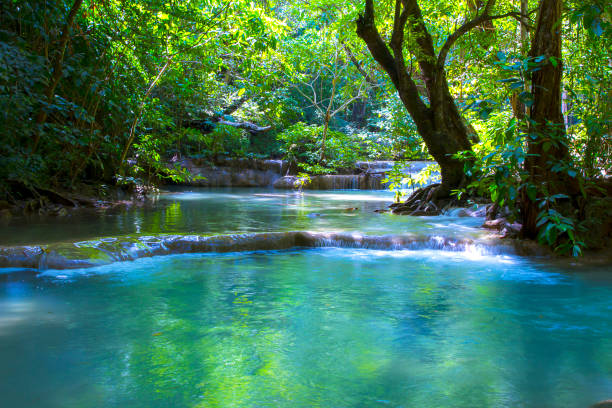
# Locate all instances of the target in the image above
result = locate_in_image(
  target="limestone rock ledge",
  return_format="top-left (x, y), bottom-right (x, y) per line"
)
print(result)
top-left (0, 231), bottom-right (527, 271)
top-left (273, 175), bottom-right (384, 190)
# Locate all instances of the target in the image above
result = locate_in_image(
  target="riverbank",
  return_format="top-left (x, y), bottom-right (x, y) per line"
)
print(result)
top-left (0, 182), bottom-right (158, 221)
top-left (2, 163), bottom-right (610, 255)
top-left (0, 159), bottom-right (430, 217)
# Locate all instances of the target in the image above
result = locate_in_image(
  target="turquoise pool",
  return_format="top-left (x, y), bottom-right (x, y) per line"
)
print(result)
top-left (1, 189), bottom-right (610, 407)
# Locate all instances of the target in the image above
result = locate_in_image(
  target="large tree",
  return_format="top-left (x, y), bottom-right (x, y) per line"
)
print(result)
top-left (520, 0), bottom-right (573, 238)
top-left (356, 0), bottom-right (520, 200)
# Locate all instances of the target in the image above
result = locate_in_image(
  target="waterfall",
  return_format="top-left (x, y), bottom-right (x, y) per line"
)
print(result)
top-left (176, 159), bottom-right (437, 190)
top-left (0, 231), bottom-right (546, 271)
top-left (37, 248), bottom-right (47, 271)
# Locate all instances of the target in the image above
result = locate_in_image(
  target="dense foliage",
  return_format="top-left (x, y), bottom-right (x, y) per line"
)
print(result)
top-left (0, 0), bottom-right (610, 253)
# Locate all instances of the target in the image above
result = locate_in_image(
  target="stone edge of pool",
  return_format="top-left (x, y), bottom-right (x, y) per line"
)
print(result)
top-left (0, 231), bottom-right (552, 271)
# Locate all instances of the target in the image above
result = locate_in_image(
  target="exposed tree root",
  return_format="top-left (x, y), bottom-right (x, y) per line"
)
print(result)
top-left (390, 184), bottom-right (443, 215)
top-left (2, 180), bottom-right (119, 217)
top-left (33, 186), bottom-right (78, 207)
top-left (389, 184), bottom-right (472, 216)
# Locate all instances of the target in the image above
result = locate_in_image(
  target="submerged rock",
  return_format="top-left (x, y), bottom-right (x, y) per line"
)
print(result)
top-left (483, 218), bottom-right (522, 239)
top-left (445, 204), bottom-right (489, 218)
top-left (0, 232), bottom-right (316, 270)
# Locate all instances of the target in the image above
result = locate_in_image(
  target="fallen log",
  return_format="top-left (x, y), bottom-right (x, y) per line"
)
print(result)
top-left (182, 118), bottom-right (271, 134)
top-left (216, 119), bottom-right (272, 133)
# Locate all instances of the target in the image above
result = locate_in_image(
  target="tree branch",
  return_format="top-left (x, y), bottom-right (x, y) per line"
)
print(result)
top-left (390, 0), bottom-right (409, 54)
top-left (216, 119), bottom-right (271, 133)
top-left (355, 0), bottom-right (432, 132)
top-left (32, 0), bottom-right (84, 153)
top-left (331, 83), bottom-right (367, 117)
top-left (292, 75), bottom-right (324, 114)
top-left (223, 95), bottom-right (249, 116)
top-left (356, 0), bottom-right (399, 87)
top-left (398, 0), bottom-right (441, 104)
top-left (437, 2), bottom-right (536, 67)
top-left (341, 42), bottom-right (377, 87)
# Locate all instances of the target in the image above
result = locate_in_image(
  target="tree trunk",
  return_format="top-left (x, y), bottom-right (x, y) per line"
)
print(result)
top-left (510, 0), bottom-right (530, 121)
top-left (119, 58), bottom-right (173, 172)
top-left (520, 0), bottom-right (571, 238)
top-left (351, 99), bottom-right (368, 128)
top-left (423, 78), bottom-right (474, 197)
top-left (319, 112), bottom-right (331, 163)
top-left (356, 0), bottom-right (473, 198)
top-left (31, 0), bottom-right (84, 153)
top-left (520, 0), bottom-right (529, 49)
top-left (406, 96), bottom-right (472, 197)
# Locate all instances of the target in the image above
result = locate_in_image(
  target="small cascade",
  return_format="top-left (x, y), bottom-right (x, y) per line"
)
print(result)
top-left (37, 247), bottom-right (48, 271)
top-left (273, 160), bottom-right (437, 190)
top-left (310, 232), bottom-right (481, 252)
top-left (378, 160), bottom-right (439, 191)
top-left (0, 231), bottom-right (541, 271)
top-left (274, 174), bottom-right (386, 190)
top-left (266, 159), bottom-right (287, 175)
top-left (175, 158), bottom-right (438, 190)
top-left (315, 175), bottom-right (375, 190)
top-left (355, 161), bottom-right (396, 173)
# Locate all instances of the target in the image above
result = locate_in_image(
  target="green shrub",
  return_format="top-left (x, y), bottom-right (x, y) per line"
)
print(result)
top-left (277, 122), bottom-right (362, 174)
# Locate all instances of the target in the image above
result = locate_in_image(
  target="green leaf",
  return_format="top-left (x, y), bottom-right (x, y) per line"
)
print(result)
top-left (527, 184), bottom-right (538, 201)
top-left (510, 81), bottom-right (524, 90)
top-left (518, 91), bottom-right (534, 108)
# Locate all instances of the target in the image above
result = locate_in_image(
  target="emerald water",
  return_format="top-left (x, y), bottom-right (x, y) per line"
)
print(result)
top-left (0, 188), bottom-right (483, 246)
top-left (1, 189), bottom-right (611, 407)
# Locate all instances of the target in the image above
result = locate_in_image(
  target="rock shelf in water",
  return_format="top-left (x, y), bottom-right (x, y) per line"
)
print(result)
top-left (175, 158), bottom-right (436, 189)
top-left (0, 231), bottom-right (548, 271)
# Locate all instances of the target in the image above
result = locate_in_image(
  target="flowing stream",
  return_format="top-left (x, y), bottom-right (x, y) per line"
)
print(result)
top-left (1, 188), bottom-right (611, 407)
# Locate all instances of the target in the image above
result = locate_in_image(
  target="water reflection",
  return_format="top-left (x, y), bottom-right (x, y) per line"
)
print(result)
top-left (0, 188), bottom-right (485, 246)
top-left (0, 249), bottom-right (611, 407)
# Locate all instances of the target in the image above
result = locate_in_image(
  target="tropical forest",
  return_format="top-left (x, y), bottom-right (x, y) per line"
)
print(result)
top-left (0, 0), bottom-right (611, 407)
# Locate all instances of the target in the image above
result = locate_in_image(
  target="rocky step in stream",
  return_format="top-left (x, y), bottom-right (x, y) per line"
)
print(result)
top-left (0, 231), bottom-right (550, 270)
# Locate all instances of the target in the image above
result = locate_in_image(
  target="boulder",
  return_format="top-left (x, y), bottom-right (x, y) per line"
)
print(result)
top-left (273, 176), bottom-right (299, 189)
